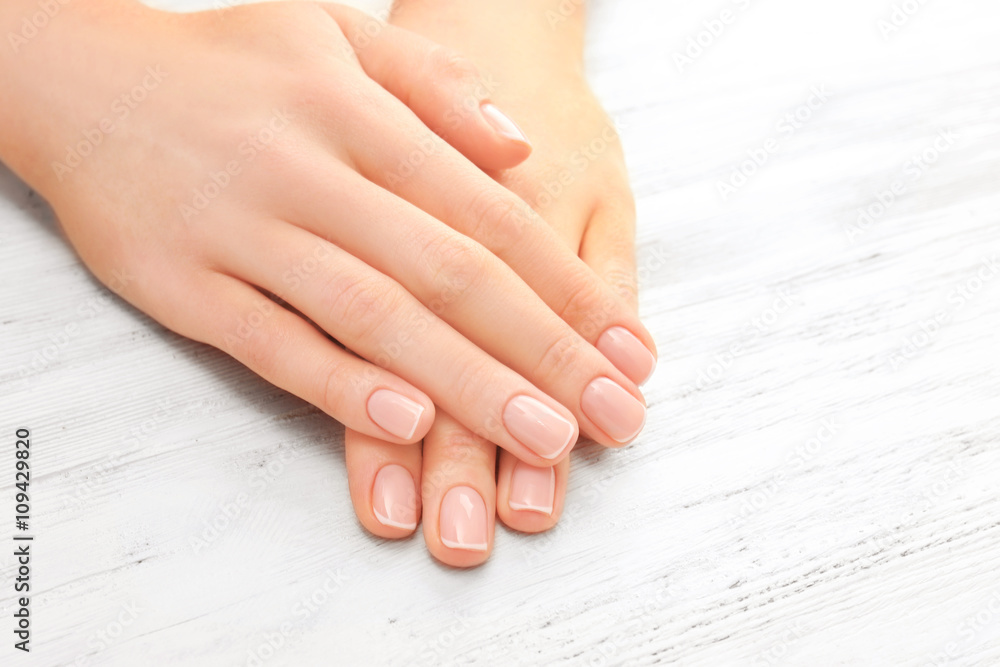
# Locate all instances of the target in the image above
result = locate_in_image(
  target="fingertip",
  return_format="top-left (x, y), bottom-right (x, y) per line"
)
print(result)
top-left (596, 325), bottom-right (658, 387)
top-left (420, 413), bottom-right (497, 568)
top-left (371, 463), bottom-right (421, 536)
top-left (344, 428), bottom-right (422, 540)
top-left (441, 102), bottom-right (532, 172)
top-left (478, 102), bottom-right (533, 167)
top-left (366, 388), bottom-right (435, 444)
top-left (496, 453), bottom-right (567, 534)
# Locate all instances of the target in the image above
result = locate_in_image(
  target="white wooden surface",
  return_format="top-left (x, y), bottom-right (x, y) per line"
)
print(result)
top-left (3, 0), bottom-right (1000, 665)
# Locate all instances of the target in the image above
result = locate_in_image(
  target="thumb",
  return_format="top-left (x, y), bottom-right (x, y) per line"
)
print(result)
top-left (323, 5), bottom-right (532, 171)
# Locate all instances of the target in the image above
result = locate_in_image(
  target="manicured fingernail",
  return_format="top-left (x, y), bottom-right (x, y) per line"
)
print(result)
top-left (503, 395), bottom-right (577, 460)
top-left (373, 464), bottom-right (418, 530)
top-left (480, 102), bottom-right (530, 145)
top-left (582, 377), bottom-right (646, 444)
top-left (597, 326), bottom-right (657, 386)
top-left (367, 389), bottom-right (425, 440)
top-left (509, 462), bottom-right (555, 515)
top-left (439, 486), bottom-right (488, 551)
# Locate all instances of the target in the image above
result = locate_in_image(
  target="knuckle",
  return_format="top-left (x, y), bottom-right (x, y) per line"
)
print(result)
top-left (534, 331), bottom-right (588, 384)
top-left (434, 433), bottom-right (490, 470)
top-left (317, 356), bottom-right (350, 415)
top-left (425, 46), bottom-right (480, 86)
top-left (450, 356), bottom-right (495, 419)
top-left (237, 317), bottom-right (287, 380)
top-left (463, 188), bottom-right (537, 255)
top-left (251, 136), bottom-right (301, 175)
top-left (421, 439), bottom-right (488, 497)
top-left (323, 273), bottom-right (398, 344)
top-left (555, 276), bottom-right (612, 330)
top-left (603, 264), bottom-right (639, 305)
top-left (418, 233), bottom-right (489, 312)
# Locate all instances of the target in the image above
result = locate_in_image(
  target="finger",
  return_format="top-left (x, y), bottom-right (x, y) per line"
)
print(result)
top-left (581, 200), bottom-right (656, 385)
top-left (420, 411), bottom-right (496, 567)
top-left (326, 80), bottom-right (658, 386)
top-left (581, 198), bottom-right (639, 312)
top-left (183, 272), bottom-right (435, 444)
top-left (217, 217), bottom-right (580, 466)
top-left (496, 449), bottom-right (569, 534)
top-left (345, 426), bottom-right (422, 538)
top-left (273, 160), bottom-right (645, 449)
top-left (322, 4), bottom-right (531, 171)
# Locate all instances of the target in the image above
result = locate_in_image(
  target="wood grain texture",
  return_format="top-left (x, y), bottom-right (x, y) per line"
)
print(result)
top-left (2, 0), bottom-right (999, 665)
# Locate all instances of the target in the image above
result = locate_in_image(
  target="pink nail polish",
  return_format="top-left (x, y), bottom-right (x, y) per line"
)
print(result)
top-left (509, 462), bottom-right (555, 515)
top-left (373, 464), bottom-right (418, 530)
top-left (480, 102), bottom-right (530, 145)
top-left (503, 395), bottom-right (577, 460)
top-left (582, 377), bottom-right (646, 444)
top-left (597, 326), bottom-right (657, 386)
top-left (367, 389), bottom-right (425, 440)
top-left (439, 486), bottom-right (488, 551)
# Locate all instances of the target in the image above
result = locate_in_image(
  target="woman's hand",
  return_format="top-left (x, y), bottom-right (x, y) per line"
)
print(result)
top-left (0, 1), bottom-right (652, 465)
top-left (345, 0), bottom-right (654, 566)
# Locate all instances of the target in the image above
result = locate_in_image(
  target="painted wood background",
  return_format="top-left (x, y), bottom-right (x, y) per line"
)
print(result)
top-left (2, 0), bottom-right (999, 664)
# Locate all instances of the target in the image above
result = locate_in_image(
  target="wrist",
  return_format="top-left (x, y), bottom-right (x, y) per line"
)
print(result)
top-left (391, 0), bottom-right (586, 74)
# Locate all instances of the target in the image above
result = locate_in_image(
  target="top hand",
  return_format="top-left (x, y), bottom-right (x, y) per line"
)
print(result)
top-left (0, 1), bottom-right (652, 465)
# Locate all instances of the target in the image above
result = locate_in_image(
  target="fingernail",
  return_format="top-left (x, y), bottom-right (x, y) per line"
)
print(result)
top-left (597, 326), bottom-right (657, 386)
top-left (367, 389), bottom-right (425, 440)
top-left (503, 395), bottom-right (577, 460)
top-left (373, 464), bottom-right (418, 531)
top-left (480, 102), bottom-right (530, 145)
top-left (582, 377), bottom-right (646, 444)
top-left (439, 486), bottom-right (488, 551)
top-left (509, 462), bottom-right (555, 515)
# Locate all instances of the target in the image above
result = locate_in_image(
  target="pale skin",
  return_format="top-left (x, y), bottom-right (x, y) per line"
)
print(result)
top-left (0, 0), bottom-right (653, 567)
top-left (346, 0), bottom-right (647, 566)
